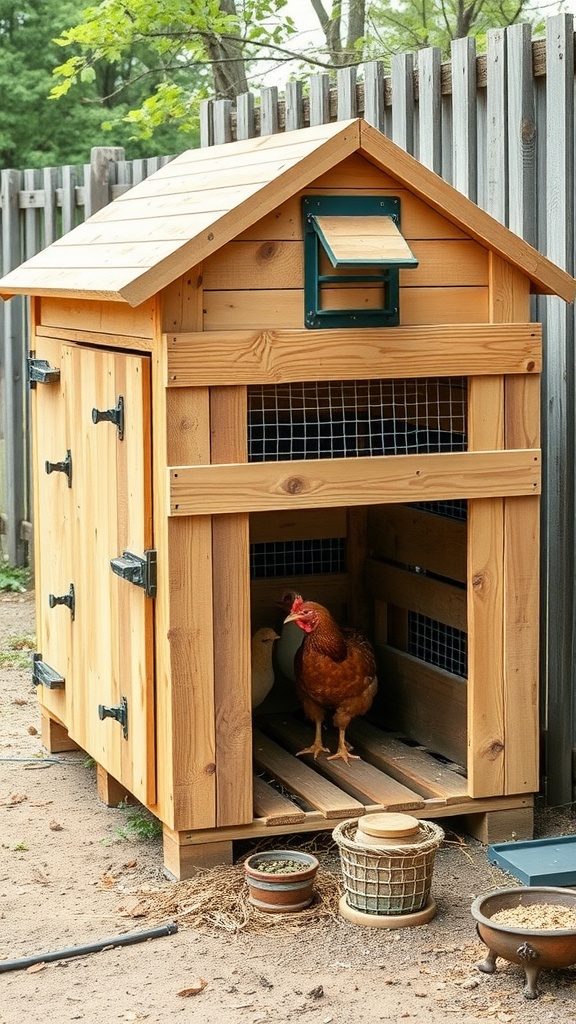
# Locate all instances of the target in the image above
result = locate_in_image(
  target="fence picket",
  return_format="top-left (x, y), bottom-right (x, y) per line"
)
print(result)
top-left (391, 52), bottom-right (414, 153)
top-left (451, 36), bottom-right (478, 201)
top-left (417, 47), bottom-right (442, 174)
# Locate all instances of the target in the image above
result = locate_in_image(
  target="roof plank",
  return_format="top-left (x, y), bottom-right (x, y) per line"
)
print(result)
top-left (0, 117), bottom-right (574, 306)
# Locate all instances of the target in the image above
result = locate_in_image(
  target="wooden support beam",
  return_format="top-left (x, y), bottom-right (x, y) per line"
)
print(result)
top-left (165, 324), bottom-right (541, 387)
top-left (170, 449), bottom-right (541, 517)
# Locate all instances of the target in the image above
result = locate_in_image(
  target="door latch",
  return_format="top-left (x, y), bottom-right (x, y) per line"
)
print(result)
top-left (92, 395), bottom-right (124, 440)
top-left (28, 357), bottom-right (60, 387)
top-left (110, 549), bottom-right (157, 598)
top-left (45, 449), bottom-right (72, 487)
top-left (48, 583), bottom-right (75, 620)
top-left (98, 696), bottom-right (128, 739)
top-left (32, 653), bottom-right (65, 690)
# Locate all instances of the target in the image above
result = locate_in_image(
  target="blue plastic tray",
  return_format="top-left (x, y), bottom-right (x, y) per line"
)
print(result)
top-left (488, 835), bottom-right (576, 886)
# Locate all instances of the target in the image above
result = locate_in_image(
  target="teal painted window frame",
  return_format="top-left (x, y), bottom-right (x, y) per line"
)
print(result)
top-left (303, 195), bottom-right (417, 329)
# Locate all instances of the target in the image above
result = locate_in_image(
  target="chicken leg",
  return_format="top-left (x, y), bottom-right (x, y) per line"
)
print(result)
top-left (327, 727), bottom-right (360, 764)
top-left (296, 715), bottom-right (329, 760)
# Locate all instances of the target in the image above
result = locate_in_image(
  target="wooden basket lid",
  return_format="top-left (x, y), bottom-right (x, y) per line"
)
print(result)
top-left (357, 813), bottom-right (420, 838)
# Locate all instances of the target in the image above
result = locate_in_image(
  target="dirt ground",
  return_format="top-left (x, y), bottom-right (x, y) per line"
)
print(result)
top-left (2, 592), bottom-right (576, 1023)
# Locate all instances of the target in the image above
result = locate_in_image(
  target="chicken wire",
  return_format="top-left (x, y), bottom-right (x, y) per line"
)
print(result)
top-left (408, 612), bottom-right (468, 678)
top-left (250, 537), bottom-right (345, 579)
top-left (247, 377), bottom-right (467, 462)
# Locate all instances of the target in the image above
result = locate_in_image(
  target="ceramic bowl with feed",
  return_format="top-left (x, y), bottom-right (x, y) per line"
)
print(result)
top-left (471, 886), bottom-right (576, 999)
top-left (244, 850), bottom-right (319, 913)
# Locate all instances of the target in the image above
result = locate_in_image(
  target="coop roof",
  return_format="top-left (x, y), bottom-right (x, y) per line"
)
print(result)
top-left (1, 118), bottom-right (575, 306)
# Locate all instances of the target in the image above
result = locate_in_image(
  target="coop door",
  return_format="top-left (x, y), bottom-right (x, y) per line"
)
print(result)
top-left (63, 345), bottom-right (155, 805)
top-left (32, 337), bottom-right (74, 727)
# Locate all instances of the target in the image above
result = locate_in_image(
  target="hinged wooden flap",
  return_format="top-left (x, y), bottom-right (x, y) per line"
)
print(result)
top-left (312, 215), bottom-right (419, 267)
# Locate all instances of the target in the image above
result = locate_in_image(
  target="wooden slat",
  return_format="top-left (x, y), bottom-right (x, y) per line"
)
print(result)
top-left (39, 296), bottom-right (156, 339)
top-left (466, 498), bottom-right (505, 797)
top-left (366, 559), bottom-right (467, 631)
top-left (210, 386), bottom-right (252, 827)
top-left (252, 775), bottom-right (306, 825)
top-left (201, 286), bottom-right (489, 330)
top-left (314, 215), bottom-right (416, 264)
top-left (378, 646), bottom-right (467, 767)
top-left (201, 239), bottom-right (488, 291)
top-left (250, 507), bottom-right (347, 543)
top-left (497, 258), bottom-right (540, 796)
top-left (169, 449), bottom-right (541, 517)
top-left (368, 505), bottom-right (467, 584)
top-left (264, 716), bottom-right (425, 811)
top-left (165, 324), bottom-right (540, 386)
top-left (346, 721), bottom-right (468, 803)
top-left (253, 728), bottom-right (364, 818)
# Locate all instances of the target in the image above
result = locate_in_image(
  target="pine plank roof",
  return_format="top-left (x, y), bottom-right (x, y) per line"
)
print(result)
top-left (1, 118), bottom-right (575, 306)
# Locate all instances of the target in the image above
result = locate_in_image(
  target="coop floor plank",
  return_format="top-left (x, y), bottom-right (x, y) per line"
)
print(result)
top-left (252, 775), bottom-right (306, 825)
top-left (253, 728), bottom-right (364, 819)
top-left (346, 721), bottom-right (468, 804)
top-left (261, 715), bottom-right (425, 812)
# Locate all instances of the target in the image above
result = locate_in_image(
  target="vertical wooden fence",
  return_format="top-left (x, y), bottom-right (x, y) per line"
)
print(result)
top-left (0, 14), bottom-right (575, 805)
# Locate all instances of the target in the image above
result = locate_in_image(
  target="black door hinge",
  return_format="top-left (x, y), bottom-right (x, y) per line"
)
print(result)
top-left (98, 696), bottom-right (128, 739)
top-left (45, 449), bottom-right (72, 487)
top-left (28, 357), bottom-right (60, 388)
top-left (92, 395), bottom-right (124, 440)
top-left (48, 583), bottom-right (75, 620)
top-left (110, 549), bottom-right (157, 598)
top-left (32, 653), bottom-right (65, 690)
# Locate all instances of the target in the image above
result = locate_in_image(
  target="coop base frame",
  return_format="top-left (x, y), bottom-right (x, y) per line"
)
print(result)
top-left (41, 707), bottom-right (534, 881)
top-left (160, 797), bottom-right (534, 881)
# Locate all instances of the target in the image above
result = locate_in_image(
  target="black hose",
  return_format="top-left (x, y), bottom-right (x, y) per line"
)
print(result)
top-left (0, 921), bottom-right (178, 973)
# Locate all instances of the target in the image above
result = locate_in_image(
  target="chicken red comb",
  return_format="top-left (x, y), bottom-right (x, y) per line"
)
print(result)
top-left (289, 594), bottom-right (305, 614)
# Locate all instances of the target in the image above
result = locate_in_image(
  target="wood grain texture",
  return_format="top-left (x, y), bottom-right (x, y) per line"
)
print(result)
top-left (165, 324), bottom-right (541, 386)
top-left (169, 449), bottom-right (541, 516)
top-left (210, 387), bottom-right (253, 827)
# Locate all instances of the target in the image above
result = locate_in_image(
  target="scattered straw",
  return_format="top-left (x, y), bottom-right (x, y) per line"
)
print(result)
top-left (124, 863), bottom-right (343, 935)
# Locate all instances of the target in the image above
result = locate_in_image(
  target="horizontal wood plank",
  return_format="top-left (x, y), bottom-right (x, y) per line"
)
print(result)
top-left (250, 507), bottom-right (347, 543)
top-left (252, 774), bottom-right (306, 825)
top-left (346, 721), bottom-right (468, 802)
top-left (169, 449), bottom-right (541, 516)
top-left (366, 559), bottom-right (467, 630)
top-left (379, 645), bottom-right (467, 766)
top-left (165, 324), bottom-right (541, 386)
top-left (202, 238), bottom-right (488, 290)
top-left (367, 505), bottom-right (467, 583)
top-left (263, 715), bottom-right (425, 810)
top-left (252, 728), bottom-right (364, 818)
top-left (201, 286), bottom-right (489, 329)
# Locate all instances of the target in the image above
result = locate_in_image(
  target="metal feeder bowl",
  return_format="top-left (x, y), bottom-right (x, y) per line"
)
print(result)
top-left (471, 886), bottom-right (576, 999)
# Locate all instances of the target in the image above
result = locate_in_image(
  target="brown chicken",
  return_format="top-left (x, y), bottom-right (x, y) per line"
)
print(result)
top-left (283, 596), bottom-right (378, 764)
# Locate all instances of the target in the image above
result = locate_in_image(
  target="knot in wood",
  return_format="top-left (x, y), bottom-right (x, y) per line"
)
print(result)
top-left (282, 476), bottom-right (305, 495)
top-left (472, 573), bottom-right (484, 589)
top-left (489, 740), bottom-right (504, 759)
top-left (258, 241), bottom-right (278, 262)
top-left (205, 762), bottom-right (217, 775)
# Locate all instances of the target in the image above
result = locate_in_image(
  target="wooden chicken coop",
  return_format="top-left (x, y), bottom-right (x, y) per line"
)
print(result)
top-left (1, 118), bottom-right (575, 880)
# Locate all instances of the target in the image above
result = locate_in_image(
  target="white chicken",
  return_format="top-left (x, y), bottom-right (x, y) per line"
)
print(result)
top-left (251, 627), bottom-right (279, 708)
top-left (274, 591), bottom-right (305, 683)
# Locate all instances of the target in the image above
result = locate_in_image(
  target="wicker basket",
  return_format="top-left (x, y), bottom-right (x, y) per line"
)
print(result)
top-left (332, 818), bottom-right (445, 915)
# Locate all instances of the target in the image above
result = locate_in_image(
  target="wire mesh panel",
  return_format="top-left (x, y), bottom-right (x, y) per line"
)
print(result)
top-left (250, 537), bottom-right (346, 579)
top-left (248, 378), bottom-right (467, 462)
top-left (408, 612), bottom-right (468, 678)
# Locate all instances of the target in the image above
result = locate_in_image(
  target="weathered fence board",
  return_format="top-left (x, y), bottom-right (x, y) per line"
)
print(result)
top-left (1, 16), bottom-right (576, 806)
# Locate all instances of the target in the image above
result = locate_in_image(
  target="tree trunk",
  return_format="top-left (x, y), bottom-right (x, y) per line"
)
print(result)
top-left (205, 0), bottom-right (249, 99)
top-left (309, 0), bottom-right (366, 66)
